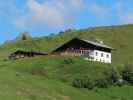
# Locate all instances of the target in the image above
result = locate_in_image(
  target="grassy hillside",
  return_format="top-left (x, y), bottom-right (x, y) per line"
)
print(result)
top-left (6, 56), bottom-right (113, 83)
top-left (0, 24), bottom-right (133, 99)
top-left (0, 56), bottom-right (132, 100)
top-left (1, 24), bottom-right (133, 65)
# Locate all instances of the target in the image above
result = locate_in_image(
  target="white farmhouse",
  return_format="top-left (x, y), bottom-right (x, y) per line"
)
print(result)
top-left (52, 38), bottom-right (112, 64)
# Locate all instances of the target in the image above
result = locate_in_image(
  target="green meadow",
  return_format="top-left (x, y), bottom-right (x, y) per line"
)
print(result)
top-left (0, 24), bottom-right (133, 99)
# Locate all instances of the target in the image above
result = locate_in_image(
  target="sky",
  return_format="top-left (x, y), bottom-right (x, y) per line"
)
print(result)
top-left (0, 0), bottom-right (133, 43)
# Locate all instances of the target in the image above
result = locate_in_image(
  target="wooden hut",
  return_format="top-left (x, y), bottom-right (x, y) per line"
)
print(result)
top-left (9, 50), bottom-right (47, 60)
top-left (51, 38), bottom-right (113, 63)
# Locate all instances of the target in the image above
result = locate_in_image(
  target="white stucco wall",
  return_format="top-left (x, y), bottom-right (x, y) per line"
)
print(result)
top-left (92, 50), bottom-right (111, 63)
top-left (60, 49), bottom-right (112, 64)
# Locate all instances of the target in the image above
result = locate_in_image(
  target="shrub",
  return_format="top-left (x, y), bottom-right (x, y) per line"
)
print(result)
top-left (17, 32), bottom-right (32, 40)
top-left (122, 64), bottom-right (133, 85)
top-left (72, 76), bottom-right (95, 89)
top-left (31, 66), bottom-right (47, 76)
top-left (95, 67), bottom-right (121, 88)
top-left (59, 31), bottom-right (64, 34)
top-left (115, 79), bottom-right (124, 87)
top-left (95, 78), bottom-right (109, 88)
top-left (103, 67), bottom-right (121, 86)
top-left (85, 78), bottom-right (95, 89)
top-left (72, 67), bottom-right (121, 89)
top-left (63, 58), bottom-right (74, 64)
top-left (72, 78), bottom-right (84, 88)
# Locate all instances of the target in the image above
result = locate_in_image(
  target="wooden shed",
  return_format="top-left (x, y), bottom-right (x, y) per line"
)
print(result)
top-left (9, 50), bottom-right (47, 60)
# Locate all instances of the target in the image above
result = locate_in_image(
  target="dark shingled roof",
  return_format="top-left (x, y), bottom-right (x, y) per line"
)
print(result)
top-left (52, 37), bottom-right (113, 53)
top-left (11, 50), bottom-right (47, 55)
top-left (80, 39), bottom-right (113, 49)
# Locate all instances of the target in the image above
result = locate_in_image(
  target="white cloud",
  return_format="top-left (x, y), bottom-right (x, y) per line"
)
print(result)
top-left (89, 4), bottom-right (108, 18)
top-left (15, 0), bottom-right (83, 29)
top-left (114, 1), bottom-right (133, 24)
top-left (28, 0), bottom-right (65, 27)
top-left (71, 0), bottom-right (83, 8)
top-left (88, 1), bottom-right (133, 25)
top-left (120, 12), bottom-right (133, 24)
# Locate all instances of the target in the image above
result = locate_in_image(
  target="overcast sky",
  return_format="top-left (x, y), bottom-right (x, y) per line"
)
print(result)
top-left (0, 0), bottom-right (133, 43)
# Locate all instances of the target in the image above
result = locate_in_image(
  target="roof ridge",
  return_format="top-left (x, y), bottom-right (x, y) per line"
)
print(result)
top-left (77, 38), bottom-right (112, 49)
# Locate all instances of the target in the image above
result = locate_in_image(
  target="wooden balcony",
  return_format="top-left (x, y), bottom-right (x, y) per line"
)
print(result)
top-left (60, 49), bottom-right (94, 57)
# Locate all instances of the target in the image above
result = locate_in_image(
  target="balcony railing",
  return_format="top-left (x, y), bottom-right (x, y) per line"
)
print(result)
top-left (61, 49), bottom-right (94, 58)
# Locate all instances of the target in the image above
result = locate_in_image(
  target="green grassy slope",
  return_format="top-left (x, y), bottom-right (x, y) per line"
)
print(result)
top-left (7, 56), bottom-right (112, 83)
top-left (1, 24), bottom-right (133, 65)
top-left (0, 24), bottom-right (133, 99)
top-left (0, 56), bottom-right (132, 100)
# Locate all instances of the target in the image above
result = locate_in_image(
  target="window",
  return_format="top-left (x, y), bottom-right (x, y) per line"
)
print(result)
top-left (106, 54), bottom-right (109, 58)
top-left (101, 53), bottom-right (104, 57)
top-left (96, 52), bottom-right (98, 56)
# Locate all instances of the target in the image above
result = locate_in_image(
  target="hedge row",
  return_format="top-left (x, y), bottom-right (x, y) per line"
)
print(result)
top-left (73, 64), bottom-right (133, 89)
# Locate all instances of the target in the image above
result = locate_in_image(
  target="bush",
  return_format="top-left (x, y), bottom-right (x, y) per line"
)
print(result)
top-left (63, 58), bottom-right (74, 64)
top-left (84, 78), bottom-right (95, 89)
top-left (31, 66), bottom-right (47, 76)
top-left (72, 67), bottom-right (121, 89)
top-left (95, 78), bottom-right (109, 88)
top-left (72, 78), bottom-right (84, 88)
top-left (17, 32), bottom-right (32, 40)
top-left (103, 67), bottom-right (121, 86)
top-left (122, 64), bottom-right (133, 85)
top-left (115, 79), bottom-right (124, 87)
top-left (72, 76), bottom-right (95, 89)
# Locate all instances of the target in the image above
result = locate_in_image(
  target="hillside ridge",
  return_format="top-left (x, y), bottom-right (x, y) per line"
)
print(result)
top-left (0, 24), bottom-right (133, 99)
top-left (1, 24), bottom-right (133, 65)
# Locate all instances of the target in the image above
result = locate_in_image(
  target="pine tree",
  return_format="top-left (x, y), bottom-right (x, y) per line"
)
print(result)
top-left (17, 32), bottom-right (32, 40)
